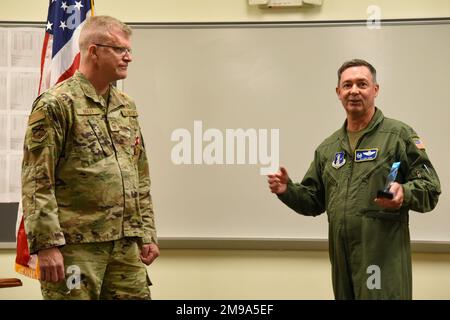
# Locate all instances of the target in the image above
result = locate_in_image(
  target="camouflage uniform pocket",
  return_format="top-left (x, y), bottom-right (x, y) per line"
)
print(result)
top-left (111, 110), bottom-right (140, 156)
top-left (70, 116), bottom-right (114, 165)
top-left (87, 119), bottom-right (114, 157)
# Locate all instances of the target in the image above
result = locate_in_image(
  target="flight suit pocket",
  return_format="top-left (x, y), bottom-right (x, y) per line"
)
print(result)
top-left (361, 209), bottom-right (403, 221)
top-left (357, 154), bottom-right (395, 213)
top-left (323, 167), bottom-right (339, 219)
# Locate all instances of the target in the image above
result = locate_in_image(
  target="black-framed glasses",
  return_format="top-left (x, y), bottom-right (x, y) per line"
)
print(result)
top-left (95, 43), bottom-right (132, 56)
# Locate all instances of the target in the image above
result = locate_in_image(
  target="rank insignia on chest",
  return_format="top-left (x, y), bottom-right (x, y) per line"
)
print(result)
top-left (355, 148), bottom-right (378, 162)
top-left (332, 151), bottom-right (346, 169)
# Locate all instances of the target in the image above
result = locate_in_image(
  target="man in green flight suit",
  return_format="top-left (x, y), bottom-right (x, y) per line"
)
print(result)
top-left (21, 16), bottom-right (159, 299)
top-left (268, 59), bottom-right (441, 299)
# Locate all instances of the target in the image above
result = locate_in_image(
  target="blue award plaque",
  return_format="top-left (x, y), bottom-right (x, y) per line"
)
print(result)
top-left (377, 162), bottom-right (401, 199)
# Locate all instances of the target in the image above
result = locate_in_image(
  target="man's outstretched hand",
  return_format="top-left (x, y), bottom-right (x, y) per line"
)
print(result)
top-left (268, 166), bottom-right (289, 195)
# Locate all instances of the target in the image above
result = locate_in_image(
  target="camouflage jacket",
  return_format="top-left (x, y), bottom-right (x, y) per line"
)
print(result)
top-left (22, 71), bottom-right (158, 254)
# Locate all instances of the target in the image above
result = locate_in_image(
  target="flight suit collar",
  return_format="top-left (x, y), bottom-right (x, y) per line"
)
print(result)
top-left (338, 107), bottom-right (384, 154)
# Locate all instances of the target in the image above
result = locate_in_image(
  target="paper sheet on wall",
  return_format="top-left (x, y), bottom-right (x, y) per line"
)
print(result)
top-left (0, 27), bottom-right (42, 203)
top-left (0, 29), bottom-right (7, 67)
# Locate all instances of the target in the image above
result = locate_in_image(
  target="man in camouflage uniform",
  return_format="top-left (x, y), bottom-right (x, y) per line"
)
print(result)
top-left (268, 59), bottom-right (441, 299)
top-left (21, 16), bottom-right (159, 299)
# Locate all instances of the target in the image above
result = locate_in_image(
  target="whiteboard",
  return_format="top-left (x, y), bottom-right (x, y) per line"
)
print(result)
top-left (124, 21), bottom-right (450, 244)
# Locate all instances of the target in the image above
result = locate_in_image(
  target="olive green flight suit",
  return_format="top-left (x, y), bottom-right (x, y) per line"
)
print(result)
top-left (278, 108), bottom-right (441, 299)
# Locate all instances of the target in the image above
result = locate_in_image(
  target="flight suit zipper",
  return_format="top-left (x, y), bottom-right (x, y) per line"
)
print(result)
top-left (341, 132), bottom-right (365, 284)
top-left (342, 132), bottom-right (363, 220)
top-left (343, 132), bottom-right (366, 213)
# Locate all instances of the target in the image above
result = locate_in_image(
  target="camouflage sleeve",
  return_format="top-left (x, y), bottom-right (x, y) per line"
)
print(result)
top-left (400, 129), bottom-right (441, 213)
top-left (137, 132), bottom-right (158, 245)
top-left (22, 94), bottom-right (67, 254)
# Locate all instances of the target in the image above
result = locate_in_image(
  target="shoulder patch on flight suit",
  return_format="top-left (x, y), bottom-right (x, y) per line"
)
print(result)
top-left (121, 109), bottom-right (138, 117)
top-left (76, 109), bottom-right (102, 115)
top-left (412, 137), bottom-right (425, 150)
top-left (28, 110), bottom-right (46, 125)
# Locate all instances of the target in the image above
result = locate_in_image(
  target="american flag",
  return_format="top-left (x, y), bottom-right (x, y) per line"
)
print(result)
top-left (39, 0), bottom-right (94, 93)
top-left (15, 0), bottom-right (94, 279)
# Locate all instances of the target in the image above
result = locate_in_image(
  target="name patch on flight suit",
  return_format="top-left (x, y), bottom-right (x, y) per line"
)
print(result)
top-left (332, 151), bottom-right (346, 169)
top-left (355, 148), bottom-right (378, 162)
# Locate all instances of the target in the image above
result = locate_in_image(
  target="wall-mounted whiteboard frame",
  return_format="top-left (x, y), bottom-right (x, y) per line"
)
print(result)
top-left (124, 19), bottom-right (450, 251)
top-left (1, 19), bottom-right (449, 252)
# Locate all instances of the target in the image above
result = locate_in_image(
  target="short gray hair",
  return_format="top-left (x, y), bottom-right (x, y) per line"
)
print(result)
top-left (337, 59), bottom-right (377, 84)
top-left (79, 15), bottom-right (132, 52)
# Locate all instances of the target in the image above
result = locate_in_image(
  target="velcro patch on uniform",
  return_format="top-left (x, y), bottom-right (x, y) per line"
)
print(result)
top-left (108, 120), bottom-right (120, 132)
top-left (119, 129), bottom-right (131, 138)
top-left (332, 151), bottom-right (346, 169)
top-left (28, 110), bottom-right (46, 125)
top-left (355, 148), bottom-right (378, 162)
top-left (121, 109), bottom-right (138, 117)
top-left (76, 109), bottom-right (102, 115)
top-left (31, 124), bottom-right (48, 143)
top-left (413, 137), bottom-right (425, 150)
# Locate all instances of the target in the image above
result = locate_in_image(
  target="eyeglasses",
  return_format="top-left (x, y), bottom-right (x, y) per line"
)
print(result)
top-left (95, 43), bottom-right (132, 56)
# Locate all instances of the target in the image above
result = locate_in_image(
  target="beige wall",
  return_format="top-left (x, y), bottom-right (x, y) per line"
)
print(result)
top-left (1, 0), bottom-right (450, 300)
top-left (1, 249), bottom-right (450, 299)
top-left (2, 0), bottom-right (450, 22)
